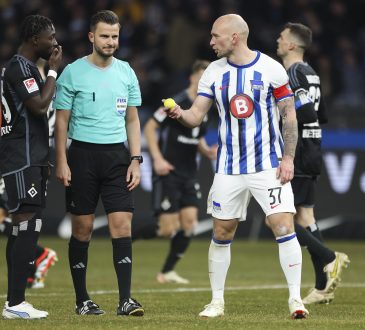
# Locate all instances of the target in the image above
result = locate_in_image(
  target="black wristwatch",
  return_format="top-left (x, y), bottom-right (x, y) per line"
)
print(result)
top-left (131, 155), bottom-right (143, 164)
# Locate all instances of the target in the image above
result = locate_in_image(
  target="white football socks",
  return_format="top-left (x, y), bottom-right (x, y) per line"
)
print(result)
top-left (276, 233), bottom-right (302, 302)
top-left (208, 239), bottom-right (231, 302)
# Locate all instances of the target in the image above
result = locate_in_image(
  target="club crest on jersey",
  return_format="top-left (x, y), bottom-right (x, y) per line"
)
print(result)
top-left (212, 201), bottom-right (221, 212)
top-left (23, 78), bottom-right (39, 94)
top-left (250, 80), bottom-right (264, 90)
top-left (229, 94), bottom-right (254, 119)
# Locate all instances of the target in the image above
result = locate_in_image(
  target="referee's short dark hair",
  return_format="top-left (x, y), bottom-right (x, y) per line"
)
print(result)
top-left (90, 10), bottom-right (120, 31)
top-left (284, 22), bottom-right (312, 51)
top-left (191, 60), bottom-right (210, 74)
top-left (20, 15), bottom-right (54, 42)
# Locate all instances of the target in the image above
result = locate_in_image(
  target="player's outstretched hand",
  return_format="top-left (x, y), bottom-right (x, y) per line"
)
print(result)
top-left (162, 98), bottom-right (182, 119)
top-left (276, 155), bottom-right (294, 184)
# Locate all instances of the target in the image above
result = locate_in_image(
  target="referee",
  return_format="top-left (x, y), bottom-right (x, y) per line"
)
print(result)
top-left (54, 10), bottom-right (144, 316)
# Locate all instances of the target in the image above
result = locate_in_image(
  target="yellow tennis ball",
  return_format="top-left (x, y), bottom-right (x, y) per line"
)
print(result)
top-left (163, 98), bottom-right (176, 108)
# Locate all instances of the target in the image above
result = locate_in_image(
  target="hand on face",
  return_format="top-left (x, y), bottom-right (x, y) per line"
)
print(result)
top-left (48, 45), bottom-right (62, 71)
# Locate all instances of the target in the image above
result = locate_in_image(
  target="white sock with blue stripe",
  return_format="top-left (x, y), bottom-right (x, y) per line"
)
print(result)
top-left (276, 232), bottom-right (302, 302)
top-left (208, 238), bottom-right (232, 302)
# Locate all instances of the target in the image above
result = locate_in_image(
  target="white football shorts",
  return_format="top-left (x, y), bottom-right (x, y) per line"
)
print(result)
top-left (207, 168), bottom-right (296, 221)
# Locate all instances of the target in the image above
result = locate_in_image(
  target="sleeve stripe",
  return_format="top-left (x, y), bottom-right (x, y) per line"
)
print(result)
top-left (288, 63), bottom-right (300, 88)
top-left (198, 92), bottom-right (214, 99)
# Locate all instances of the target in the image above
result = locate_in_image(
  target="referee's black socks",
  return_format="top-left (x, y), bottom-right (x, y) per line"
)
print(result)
top-left (69, 236), bottom-right (90, 305)
top-left (112, 237), bottom-right (132, 301)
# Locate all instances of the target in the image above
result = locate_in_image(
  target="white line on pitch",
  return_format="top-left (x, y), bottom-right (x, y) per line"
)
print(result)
top-left (1, 282), bottom-right (365, 299)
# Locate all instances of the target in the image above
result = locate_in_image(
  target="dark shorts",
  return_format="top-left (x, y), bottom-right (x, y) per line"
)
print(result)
top-left (66, 140), bottom-right (133, 215)
top-left (2, 166), bottom-right (48, 214)
top-left (291, 176), bottom-right (317, 208)
top-left (152, 172), bottom-right (201, 215)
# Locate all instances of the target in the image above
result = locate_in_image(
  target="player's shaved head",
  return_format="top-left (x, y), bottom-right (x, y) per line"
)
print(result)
top-left (214, 14), bottom-right (249, 41)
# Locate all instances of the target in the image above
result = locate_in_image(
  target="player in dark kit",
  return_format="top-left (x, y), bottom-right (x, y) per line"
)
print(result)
top-left (276, 22), bottom-right (350, 304)
top-left (0, 15), bottom-right (62, 319)
top-left (133, 60), bottom-right (217, 284)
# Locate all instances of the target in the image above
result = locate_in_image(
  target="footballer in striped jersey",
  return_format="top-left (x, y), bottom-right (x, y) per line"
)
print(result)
top-left (164, 14), bottom-right (307, 319)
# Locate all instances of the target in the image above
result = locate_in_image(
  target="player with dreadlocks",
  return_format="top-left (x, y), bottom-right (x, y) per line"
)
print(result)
top-left (0, 14), bottom-right (62, 319)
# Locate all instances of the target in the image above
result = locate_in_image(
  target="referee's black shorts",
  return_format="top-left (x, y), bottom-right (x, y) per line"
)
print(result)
top-left (66, 140), bottom-right (133, 215)
top-left (291, 176), bottom-right (317, 208)
top-left (152, 171), bottom-right (201, 215)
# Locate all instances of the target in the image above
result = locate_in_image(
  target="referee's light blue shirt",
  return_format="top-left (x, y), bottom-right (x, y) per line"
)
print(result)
top-left (54, 57), bottom-right (142, 144)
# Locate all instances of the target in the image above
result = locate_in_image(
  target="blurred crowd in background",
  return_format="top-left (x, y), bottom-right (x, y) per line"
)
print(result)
top-left (1, 0), bottom-right (364, 128)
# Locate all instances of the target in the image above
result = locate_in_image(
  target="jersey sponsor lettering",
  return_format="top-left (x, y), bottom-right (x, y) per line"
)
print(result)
top-left (302, 129), bottom-right (322, 139)
top-left (177, 135), bottom-right (199, 145)
top-left (306, 75), bottom-right (320, 84)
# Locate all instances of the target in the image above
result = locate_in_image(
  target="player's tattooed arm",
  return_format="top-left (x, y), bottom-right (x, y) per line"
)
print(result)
top-left (278, 97), bottom-right (298, 159)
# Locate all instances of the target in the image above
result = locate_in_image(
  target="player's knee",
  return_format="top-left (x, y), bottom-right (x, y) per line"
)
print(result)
top-left (295, 207), bottom-right (315, 227)
top-left (270, 222), bottom-right (294, 237)
top-left (181, 218), bottom-right (197, 235)
top-left (158, 225), bottom-right (176, 238)
top-left (72, 221), bottom-right (93, 241)
top-left (213, 225), bottom-right (235, 241)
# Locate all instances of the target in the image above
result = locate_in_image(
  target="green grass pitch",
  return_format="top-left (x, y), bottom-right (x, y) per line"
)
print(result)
top-left (0, 237), bottom-right (364, 329)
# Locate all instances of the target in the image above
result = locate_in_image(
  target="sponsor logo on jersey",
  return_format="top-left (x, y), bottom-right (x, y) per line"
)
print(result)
top-left (302, 129), bottom-right (322, 139)
top-left (23, 78), bottom-right (39, 94)
top-left (306, 75), bottom-right (320, 84)
top-left (229, 94), bottom-right (254, 119)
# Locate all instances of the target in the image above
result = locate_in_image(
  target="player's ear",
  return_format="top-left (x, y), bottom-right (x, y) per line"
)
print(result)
top-left (88, 31), bottom-right (94, 43)
top-left (288, 42), bottom-right (296, 51)
top-left (31, 34), bottom-right (39, 47)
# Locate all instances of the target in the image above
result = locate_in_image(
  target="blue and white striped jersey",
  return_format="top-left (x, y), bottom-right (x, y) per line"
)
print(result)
top-left (198, 51), bottom-right (293, 174)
